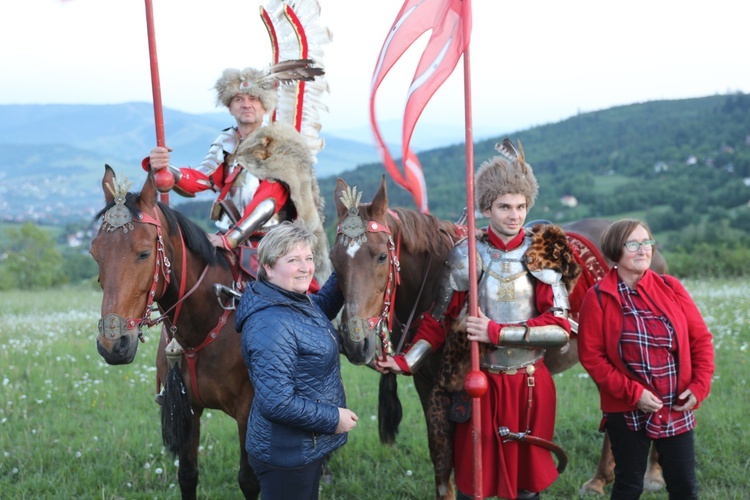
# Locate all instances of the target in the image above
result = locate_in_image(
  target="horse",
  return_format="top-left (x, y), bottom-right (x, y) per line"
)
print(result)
top-left (90, 165), bottom-right (259, 499)
top-left (330, 177), bottom-right (666, 498)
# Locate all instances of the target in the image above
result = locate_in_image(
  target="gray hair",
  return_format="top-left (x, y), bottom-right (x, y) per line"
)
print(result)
top-left (257, 220), bottom-right (318, 281)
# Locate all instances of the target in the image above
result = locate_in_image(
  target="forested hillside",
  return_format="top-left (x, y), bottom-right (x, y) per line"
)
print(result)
top-left (4, 94), bottom-right (749, 288)
top-left (314, 93), bottom-right (750, 273)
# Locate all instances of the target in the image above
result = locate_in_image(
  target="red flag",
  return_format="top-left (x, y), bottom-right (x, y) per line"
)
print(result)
top-left (370, 0), bottom-right (471, 213)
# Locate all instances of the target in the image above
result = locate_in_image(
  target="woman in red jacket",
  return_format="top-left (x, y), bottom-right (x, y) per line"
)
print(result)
top-left (578, 219), bottom-right (714, 500)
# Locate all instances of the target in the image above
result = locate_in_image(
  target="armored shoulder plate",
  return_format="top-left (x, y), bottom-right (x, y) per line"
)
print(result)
top-left (447, 238), bottom-right (472, 292)
top-left (431, 237), bottom-right (471, 320)
top-left (197, 128), bottom-right (238, 175)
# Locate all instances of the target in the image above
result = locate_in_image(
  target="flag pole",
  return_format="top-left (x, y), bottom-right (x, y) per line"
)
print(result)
top-left (144, 0), bottom-right (173, 203)
top-left (459, 1), bottom-right (487, 498)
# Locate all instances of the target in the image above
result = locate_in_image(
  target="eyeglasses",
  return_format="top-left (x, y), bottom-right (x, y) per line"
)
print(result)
top-left (624, 239), bottom-right (655, 252)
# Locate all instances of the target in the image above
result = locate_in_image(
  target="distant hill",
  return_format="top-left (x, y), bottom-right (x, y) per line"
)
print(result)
top-left (2, 94), bottom-right (749, 250)
top-left (315, 93), bottom-right (750, 249)
top-left (0, 103), bottom-right (383, 222)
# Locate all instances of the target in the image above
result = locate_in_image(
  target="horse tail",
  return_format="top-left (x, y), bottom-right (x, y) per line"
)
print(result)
top-left (377, 372), bottom-right (403, 445)
top-left (160, 363), bottom-right (193, 455)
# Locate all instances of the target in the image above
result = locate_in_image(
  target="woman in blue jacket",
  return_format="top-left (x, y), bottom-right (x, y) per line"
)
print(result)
top-left (236, 221), bottom-right (358, 499)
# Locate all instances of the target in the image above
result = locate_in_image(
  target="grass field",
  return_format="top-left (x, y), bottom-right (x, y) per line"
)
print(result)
top-left (1, 280), bottom-right (748, 499)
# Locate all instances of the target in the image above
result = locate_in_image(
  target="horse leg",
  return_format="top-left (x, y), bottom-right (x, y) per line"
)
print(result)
top-left (643, 444), bottom-right (665, 492)
top-left (427, 386), bottom-right (455, 500)
top-left (177, 409), bottom-right (203, 500)
top-left (236, 421), bottom-right (260, 499)
top-left (154, 327), bottom-right (168, 404)
top-left (579, 430), bottom-right (614, 495)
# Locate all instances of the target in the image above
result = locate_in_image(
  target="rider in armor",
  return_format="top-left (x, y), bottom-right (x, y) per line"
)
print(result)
top-left (377, 139), bottom-right (580, 499)
top-left (143, 64), bottom-right (330, 287)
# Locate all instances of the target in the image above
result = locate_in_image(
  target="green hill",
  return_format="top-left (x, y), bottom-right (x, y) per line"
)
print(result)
top-left (316, 93), bottom-right (750, 256)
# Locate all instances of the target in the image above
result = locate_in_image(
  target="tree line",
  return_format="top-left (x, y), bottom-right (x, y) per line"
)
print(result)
top-left (2, 93), bottom-right (749, 288)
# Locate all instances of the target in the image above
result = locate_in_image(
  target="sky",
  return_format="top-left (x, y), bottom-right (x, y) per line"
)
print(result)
top-left (1, 0), bottom-right (748, 136)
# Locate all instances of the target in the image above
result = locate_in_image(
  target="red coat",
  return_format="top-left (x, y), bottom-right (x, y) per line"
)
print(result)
top-left (578, 268), bottom-right (714, 414)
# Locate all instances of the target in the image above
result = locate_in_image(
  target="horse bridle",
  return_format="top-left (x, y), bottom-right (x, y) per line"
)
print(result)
top-left (98, 206), bottom-right (208, 343)
top-left (337, 210), bottom-right (406, 360)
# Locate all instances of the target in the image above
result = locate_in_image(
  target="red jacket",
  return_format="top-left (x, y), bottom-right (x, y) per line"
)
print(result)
top-left (578, 268), bottom-right (714, 413)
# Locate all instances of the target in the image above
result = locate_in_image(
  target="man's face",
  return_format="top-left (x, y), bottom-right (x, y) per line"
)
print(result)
top-left (482, 193), bottom-right (527, 242)
top-left (228, 94), bottom-right (266, 128)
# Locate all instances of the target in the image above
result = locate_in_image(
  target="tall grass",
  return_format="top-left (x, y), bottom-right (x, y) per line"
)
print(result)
top-left (1, 280), bottom-right (748, 498)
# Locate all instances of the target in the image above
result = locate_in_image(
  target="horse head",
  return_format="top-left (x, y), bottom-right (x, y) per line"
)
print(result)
top-left (331, 177), bottom-right (398, 365)
top-left (90, 165), bottom-right (166, 365)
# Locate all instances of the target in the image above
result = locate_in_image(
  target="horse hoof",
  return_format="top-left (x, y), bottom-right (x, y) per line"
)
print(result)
top-left (154, 392), bottom-right (164, 406)
top-left (579, 478), bottom-right (606, 495)
top-left (643, 475), bottom-right (665, 492)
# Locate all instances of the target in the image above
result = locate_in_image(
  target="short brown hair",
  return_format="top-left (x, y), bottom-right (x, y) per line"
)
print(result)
top-left (600, 218), bottom-right (654, 263)
top-left (257, 220), bottom-right (318, 281)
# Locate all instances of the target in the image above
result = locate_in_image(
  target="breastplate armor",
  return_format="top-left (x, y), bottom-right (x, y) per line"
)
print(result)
top-left (198, 130), bottom-right (262, 232)
top-left (216, 162), bottom-right (261, 231)
top-left (476, 236), bottom-right (544, 371)
top-left (477, 237), bottom-right (538, 323)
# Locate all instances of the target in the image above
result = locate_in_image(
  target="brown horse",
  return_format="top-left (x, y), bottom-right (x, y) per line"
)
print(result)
top-left (330, 177), bottom-right (666, 498)
top-left (90, 166), bottom-right (258, 499)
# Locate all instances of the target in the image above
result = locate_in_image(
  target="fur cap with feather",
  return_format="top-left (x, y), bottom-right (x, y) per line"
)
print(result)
top-left (214, 60), bottom-right (324, 111)
top-left (476, 138), bottom-right (539, 212)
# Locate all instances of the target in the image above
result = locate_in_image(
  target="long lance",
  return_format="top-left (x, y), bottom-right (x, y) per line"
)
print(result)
top-left (460, 1), bottom-right (487, 499)
top-left (144, 0), bottom-right (172, 204)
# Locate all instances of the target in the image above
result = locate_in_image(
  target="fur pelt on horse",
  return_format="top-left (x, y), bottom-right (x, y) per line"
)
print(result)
top-left (426, 224), bottom-right (581, 497)
top-left (234, 121), bottom-right (331, 281)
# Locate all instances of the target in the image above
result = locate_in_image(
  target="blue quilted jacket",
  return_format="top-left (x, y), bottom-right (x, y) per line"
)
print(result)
top-left (236, 273), bottom-right (346, 468)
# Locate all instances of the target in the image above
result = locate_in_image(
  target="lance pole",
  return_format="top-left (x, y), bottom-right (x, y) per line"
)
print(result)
top-left (144, 0), bottom-right (173, 203)
top-left (459, 1), bottom-right (487, 499)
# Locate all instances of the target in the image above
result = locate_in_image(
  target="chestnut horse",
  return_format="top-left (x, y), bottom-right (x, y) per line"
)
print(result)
top-left (330, 177), bottom-right (666, 498)
top-left (90, 166), bottom-right (258, 499)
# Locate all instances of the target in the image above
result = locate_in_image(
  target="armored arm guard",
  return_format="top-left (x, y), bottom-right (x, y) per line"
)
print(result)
top-left (223, 198), bottom-right (276, 249)
top-left (496, 324), bottom-right (569, 348)
top-left (402, 339), bottom-right (434, 374)
top-left (431, 239), bottom-right (471, 321)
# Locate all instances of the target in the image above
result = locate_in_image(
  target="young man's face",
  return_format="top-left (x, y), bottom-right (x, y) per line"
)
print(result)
top-left (228, 94), bottom-right (266, 129)
top-left (482, 193), bottom-right (527, 243)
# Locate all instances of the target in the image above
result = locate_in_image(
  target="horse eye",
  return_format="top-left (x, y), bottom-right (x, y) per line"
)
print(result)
top-left (138, 251), bottom-right (152, 262)
top-left (377, 253), bottom-right (388, 265)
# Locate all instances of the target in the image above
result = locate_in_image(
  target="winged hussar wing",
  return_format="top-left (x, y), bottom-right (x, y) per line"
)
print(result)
top-left (260, 0), bottom-right (332, 162)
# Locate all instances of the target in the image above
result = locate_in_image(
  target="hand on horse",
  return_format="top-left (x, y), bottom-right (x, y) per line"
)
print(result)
top-left (466, 308), bottom-right (492, 344)
top-left (636, 388), bottom-right (664, 413)
top-left (374, 355), bottom-right (404, 375)
top-left (149, 146), bottom-right (173, 171)
top-left (673, 389), bottom-right (697, 412)
top-left (335, 408), bottom-right (359, 434)
top-left (207, 233), bottom-right (230, 250)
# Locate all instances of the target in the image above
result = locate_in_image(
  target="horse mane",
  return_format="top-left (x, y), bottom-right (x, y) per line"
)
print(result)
top-left (93, 192), bottom-right (229, 269)
top-left (357, 205), bottom-right (459, 255)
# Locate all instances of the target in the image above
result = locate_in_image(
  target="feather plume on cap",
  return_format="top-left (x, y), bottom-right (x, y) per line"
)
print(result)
top-left (475, 138), bottom-right (539, 212)
top-left (214, 59), bottom-right (324, 111)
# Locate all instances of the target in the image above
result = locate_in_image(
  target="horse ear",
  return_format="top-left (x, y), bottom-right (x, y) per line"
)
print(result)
top-left (334, 178), bottom-right (349, 219)
top-left (102, 165), bottom-right (116, 204)
top-left (140, 168), bottom-right (158, 209)
top-left (370, 175), bottom-right (388, 219)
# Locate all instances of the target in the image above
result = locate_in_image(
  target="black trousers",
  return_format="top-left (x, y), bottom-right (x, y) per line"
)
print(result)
top-left (248, 456), bottom-right (325, 500)
top-left (606, 412), bottom-right (698, 500)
